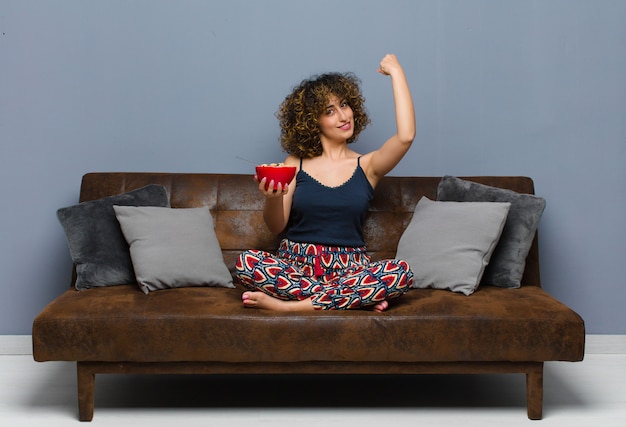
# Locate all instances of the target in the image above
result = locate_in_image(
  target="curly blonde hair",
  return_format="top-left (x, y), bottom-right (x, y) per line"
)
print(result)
top-left (276, 72), bottom-right (370, 158)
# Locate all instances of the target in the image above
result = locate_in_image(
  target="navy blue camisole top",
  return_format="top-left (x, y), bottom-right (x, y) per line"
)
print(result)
top-left (286, 157), bottom-right (374, 247)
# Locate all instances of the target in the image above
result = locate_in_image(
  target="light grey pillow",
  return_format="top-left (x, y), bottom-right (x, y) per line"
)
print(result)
top-left (113, 206), bottom-right (234, 294)
top-left (437, 176), bottom-right (546, 288)
top-left (396, 197), bottom-right (510, 295)
top-left (56, 185), bottom-right (170, 290)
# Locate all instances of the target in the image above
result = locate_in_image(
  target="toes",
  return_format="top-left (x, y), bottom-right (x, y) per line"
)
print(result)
top-left (373, 300), bottom-right (389, 312)
top-left (242, 292), bottom-right (256, 307)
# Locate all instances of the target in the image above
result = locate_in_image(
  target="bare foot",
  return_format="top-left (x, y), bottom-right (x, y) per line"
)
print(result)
top-left (373, 300), bottom-right (389, 313)
top-left (242, 292), bottom-right (314, 311)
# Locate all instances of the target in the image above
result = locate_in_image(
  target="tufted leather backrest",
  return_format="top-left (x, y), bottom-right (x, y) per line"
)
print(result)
top-left (79, 173), bottom-right (541, 287)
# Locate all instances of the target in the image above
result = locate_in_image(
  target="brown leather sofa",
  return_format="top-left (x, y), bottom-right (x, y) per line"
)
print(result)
top-left (32, 172), bottom-right (585, 421)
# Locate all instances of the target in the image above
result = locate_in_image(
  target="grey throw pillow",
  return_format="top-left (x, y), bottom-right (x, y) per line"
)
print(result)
top-left (113, 206), bottom-right (234, 293)
top-left (396, 197), bottom-right (510, 295)
top-left (57, 185), bottom-right (170, 290)
top-left (436, 176), bottom-right (546, 288)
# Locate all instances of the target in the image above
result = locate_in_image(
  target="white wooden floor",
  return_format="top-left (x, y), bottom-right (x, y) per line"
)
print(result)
top-left (1, 336), bottom-right (625, 427)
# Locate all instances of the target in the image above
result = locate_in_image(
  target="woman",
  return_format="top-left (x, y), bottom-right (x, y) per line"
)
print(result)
top-left (235, 54), bottom-right (415, 312)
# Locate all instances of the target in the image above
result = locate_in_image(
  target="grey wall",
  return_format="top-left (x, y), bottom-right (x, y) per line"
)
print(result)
top-left (1, 0), bottom-right (624, 334)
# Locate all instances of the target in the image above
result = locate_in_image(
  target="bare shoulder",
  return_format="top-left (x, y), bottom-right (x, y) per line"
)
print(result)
top-left (357, 151), bottom-right (374, 174)
top-left (283, 155), bottom-right (300, 168)
top-left (357, 151), bottom-right (381, 188)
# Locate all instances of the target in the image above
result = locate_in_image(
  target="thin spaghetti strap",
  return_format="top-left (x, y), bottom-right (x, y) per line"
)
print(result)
top-left (299, 157), bottom-right (303, 169)
top-left (357, 156), bottom-right (361, 166)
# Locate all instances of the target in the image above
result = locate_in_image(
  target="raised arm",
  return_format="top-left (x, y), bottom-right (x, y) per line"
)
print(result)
top-left (363, 54), bottom-right (416, 187)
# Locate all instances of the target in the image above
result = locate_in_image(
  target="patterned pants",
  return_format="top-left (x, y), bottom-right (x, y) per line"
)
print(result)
top-left (235, 239), bottom-right (413, 310)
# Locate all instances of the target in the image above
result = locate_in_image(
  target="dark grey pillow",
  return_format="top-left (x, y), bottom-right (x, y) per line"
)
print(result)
top-left (57, 185), bottom-right (170, 290)
top-left (436, 176), bottom-right (546, 288)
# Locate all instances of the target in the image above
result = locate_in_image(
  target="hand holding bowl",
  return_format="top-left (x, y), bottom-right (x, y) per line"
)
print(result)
top-left (255, 163), bottom-right (297, 190)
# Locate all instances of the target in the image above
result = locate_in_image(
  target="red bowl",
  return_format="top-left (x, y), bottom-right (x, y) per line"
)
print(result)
top-left (255, 164), bottom-right (297, 190)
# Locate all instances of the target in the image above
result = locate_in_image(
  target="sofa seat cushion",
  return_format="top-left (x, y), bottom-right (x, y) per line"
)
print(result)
top-left (33, 284), bottom-right (584, 364)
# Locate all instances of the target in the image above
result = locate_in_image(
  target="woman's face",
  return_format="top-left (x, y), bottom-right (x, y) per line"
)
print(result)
top-left (318, 95), bottom-right (354, 143)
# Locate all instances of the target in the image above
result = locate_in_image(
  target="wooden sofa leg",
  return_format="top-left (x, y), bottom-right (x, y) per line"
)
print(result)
top-left (76, 362), bottom-right (95, 422)
top-left (526, 363), bottom-right (544, 420)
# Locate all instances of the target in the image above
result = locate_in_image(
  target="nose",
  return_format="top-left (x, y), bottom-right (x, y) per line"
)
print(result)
top-left (337, 108), bottom-right (348, 121)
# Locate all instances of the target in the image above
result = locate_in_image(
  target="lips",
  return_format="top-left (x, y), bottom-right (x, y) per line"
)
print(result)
top-left (339, 122), bottom-right (352, 131)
